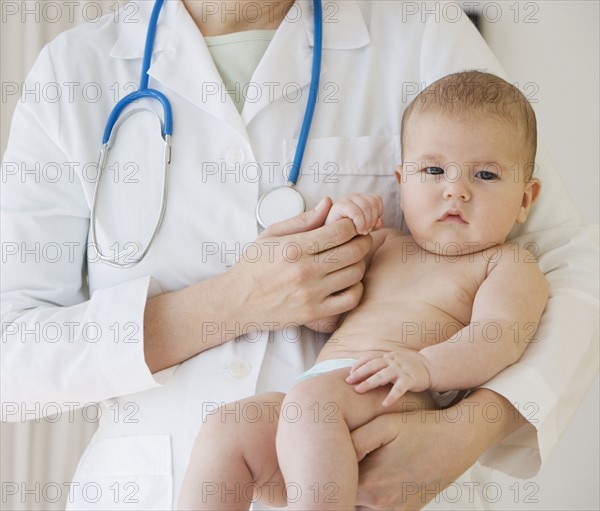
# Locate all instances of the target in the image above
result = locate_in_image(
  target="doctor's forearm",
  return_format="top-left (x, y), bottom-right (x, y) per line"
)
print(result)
top-left (143, 273), bottom-right (246, 373)
top-left (142, 207), bottom-right (371, 373)
top-left (353, 388), bottom-right (530, 510)
top-left (456, 389), bottom-right (529, 451)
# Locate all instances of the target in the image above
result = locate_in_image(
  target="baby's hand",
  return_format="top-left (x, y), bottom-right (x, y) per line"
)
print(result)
top-left (346, 349), bottom-right (432, 407)
top-left (325, 193), bottom-right (384, 235)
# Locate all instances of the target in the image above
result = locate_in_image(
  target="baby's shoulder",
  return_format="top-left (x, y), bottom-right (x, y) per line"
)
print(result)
top-left (370, 228), bottom-right (413, 253)
top-left (483, 242), bottom-right (540, 267)
top-left (375, 228), bottom-right (412, 245)
top-left (482, 242), bottom-right (543, 283)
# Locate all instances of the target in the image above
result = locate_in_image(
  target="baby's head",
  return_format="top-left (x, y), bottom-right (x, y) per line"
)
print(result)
top-left (397, 70), bottom-right (541, 255)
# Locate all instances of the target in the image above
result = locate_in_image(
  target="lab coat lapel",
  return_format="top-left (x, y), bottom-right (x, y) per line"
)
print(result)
top-left (242, 0), bottom-right (370, 126)
top-left (111, 0), bottom-right (246, 138)
top-left (111, 1), bottom-right (152, 59)
top-left (149, 2), bottom-right (246, 137)
top-left (109, 0), bottom-right (370, 133)
top-left (240, 5), bottom-right (313, 126)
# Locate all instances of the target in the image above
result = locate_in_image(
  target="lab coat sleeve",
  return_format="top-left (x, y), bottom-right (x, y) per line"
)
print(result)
top-left (417, 5), bottom-right (600, 477)
top-left (1, 45), bottom-right (162, 422)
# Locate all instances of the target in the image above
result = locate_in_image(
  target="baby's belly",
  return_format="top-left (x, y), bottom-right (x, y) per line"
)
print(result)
top-left (317, 298), bottom-right (465, 363)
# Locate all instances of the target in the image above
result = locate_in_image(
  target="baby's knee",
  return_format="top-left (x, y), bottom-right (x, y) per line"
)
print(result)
top-left (199, 404), bottom-right (242, 445)
top-left (203, 398), bottom-right (270, 437)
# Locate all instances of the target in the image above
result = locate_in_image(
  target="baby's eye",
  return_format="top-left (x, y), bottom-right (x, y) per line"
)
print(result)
top-left (424, 166), bottom-right (444, 175)
top-left (475, 170), bottom-right (499, 181)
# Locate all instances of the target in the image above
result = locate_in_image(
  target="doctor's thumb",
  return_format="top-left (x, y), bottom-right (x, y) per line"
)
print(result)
top-left (264, 196), bottom-right (333, 237)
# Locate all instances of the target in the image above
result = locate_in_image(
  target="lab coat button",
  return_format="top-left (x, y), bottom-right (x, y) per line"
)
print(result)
top-left (225, 147), bottom-right (246, 166)
top-left (229, 361), bottom-right (251, 379)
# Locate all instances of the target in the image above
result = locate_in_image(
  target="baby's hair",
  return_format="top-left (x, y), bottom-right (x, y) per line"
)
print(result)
top-left (401, 71), bottom-right (537, 180)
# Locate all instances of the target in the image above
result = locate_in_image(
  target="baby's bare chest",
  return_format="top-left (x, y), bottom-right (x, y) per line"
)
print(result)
top-left (364, 236), bottom-right (489, 325)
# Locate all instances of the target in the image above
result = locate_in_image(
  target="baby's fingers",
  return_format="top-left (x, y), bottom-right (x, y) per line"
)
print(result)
top-left (347, 194), bottom-right (383, 235)
top-left (353, 367), bottom-right (396, 393)
top-left (347, 356), bottom-right (386, 383)
top-left (382, 379), bottom-right (412, 407)
top-left (327, 201), bottom-right (365, 231)
top-left (370, 194), bottom-right (384, 220)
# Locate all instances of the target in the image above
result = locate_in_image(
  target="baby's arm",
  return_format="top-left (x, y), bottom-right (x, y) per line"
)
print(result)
top-left (420, 244), bottom-right (548, 392)
top-left (305, 194), bottom-right (385, 333)
top-left (347, 243), bottom-right (549, 404)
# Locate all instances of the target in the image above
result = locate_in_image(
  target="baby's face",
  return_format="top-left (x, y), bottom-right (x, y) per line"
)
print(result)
top-left (398, 113), bottom-right (540, 254)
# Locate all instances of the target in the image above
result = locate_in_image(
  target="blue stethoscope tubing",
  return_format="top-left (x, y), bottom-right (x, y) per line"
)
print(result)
top-left (102, 0), bottom-right (173, 145)
top-left (289, 0), bottom-right (322, 186)
top-left (91, 0), bottom-right (323, 268)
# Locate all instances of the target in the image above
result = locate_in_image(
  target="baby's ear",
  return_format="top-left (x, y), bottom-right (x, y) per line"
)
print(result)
top-left (516, 178), bottom-right (542, 224)
top-left (395, 165), bottom-right (403, 185)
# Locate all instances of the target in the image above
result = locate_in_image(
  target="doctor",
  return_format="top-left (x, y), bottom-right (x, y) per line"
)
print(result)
top-left (1, 0), bottom-right (598, 509)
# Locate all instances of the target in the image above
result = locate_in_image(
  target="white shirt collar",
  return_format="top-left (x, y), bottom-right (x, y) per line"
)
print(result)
top-left (110, 0), bottom-right (370, 60)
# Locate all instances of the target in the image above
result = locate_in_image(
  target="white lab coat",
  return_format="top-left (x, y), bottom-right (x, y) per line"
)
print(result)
top-left (1, 1), bottom-right (598, 509)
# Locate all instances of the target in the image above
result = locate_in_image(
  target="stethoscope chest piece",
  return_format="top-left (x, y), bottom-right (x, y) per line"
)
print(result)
top-left (256, 185), bottom-right (306, 229)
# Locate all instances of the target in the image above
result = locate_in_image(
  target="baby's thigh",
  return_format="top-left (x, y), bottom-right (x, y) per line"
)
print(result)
top-left (204, 392), bottom-right (284, 477)
top-left (283, 369), bottom-right (434, 431)
top-left (235, 392), bottom-right (284, 470)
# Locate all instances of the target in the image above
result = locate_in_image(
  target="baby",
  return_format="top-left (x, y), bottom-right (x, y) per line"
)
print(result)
top-left (178, 71), bottom-right (549, 510)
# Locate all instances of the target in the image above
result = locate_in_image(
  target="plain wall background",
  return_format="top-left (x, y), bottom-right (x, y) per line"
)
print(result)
top-left (480, 0), bottom-right (599, 223)
top-left (476, 2), bottom-right (599, 508)
top-left (1, 1), bottom-right (598, 510)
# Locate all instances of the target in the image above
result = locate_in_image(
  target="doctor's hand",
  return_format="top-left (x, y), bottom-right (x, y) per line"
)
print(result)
top-left (353, 389), bottom-right (528, 510)
top-left (143, 197), bottom-right (371, 373)
top-left (224, 196), bottom-right (372, 331)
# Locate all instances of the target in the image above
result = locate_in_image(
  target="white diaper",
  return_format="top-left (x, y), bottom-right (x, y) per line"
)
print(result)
top-left (294, 358), bottom-right (357, 383)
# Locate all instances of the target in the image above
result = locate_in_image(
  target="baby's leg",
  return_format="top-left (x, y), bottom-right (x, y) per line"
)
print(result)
top-left (178, 392), bottom-right (287, 510)
top-left (276, 368), bottom-right (434, 510)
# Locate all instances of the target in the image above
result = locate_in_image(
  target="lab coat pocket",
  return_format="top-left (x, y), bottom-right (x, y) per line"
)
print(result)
top-left (285, 135), bottom-right (402, 227)
top-left (67, 435), bottom-right (172, 510)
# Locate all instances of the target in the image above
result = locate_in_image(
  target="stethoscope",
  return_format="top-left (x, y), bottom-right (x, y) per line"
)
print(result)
top-left (90, 0), bottom-right (323, 268)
